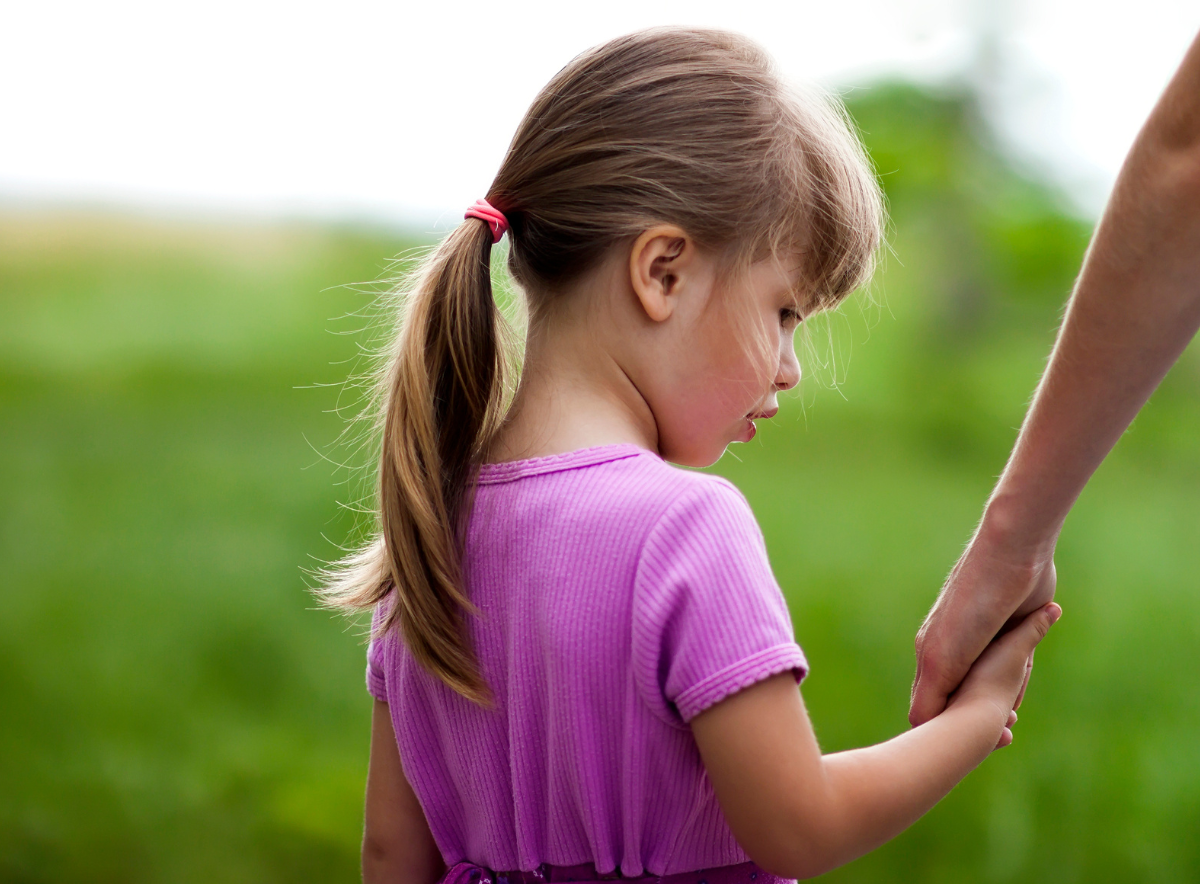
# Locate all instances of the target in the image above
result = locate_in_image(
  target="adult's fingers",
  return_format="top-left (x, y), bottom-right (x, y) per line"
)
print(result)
top-left (910, 596), bottom-right (972, 728)
top-left (909, 643), bottom-right (956, 728)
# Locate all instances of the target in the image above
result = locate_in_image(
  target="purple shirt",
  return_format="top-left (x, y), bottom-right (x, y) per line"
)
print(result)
top-left (367, 443), bottom-right (807, 879)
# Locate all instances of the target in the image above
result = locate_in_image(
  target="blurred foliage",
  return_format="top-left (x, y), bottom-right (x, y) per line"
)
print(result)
top-left (2, 81), bottom-right (1200, 883)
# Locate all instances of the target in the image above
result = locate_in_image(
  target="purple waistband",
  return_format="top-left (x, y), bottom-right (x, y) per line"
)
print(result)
top-left (438, 859), bottom-right (785, 884)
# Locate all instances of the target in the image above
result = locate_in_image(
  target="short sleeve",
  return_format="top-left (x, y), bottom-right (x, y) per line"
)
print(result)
top-left (365, 598), bottom-right (391, 702)
top-left (631, 478), bottom-right (808, 727)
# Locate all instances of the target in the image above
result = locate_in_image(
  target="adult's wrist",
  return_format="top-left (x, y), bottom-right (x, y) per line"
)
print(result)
top-left (977, 489), bottom-right (1061, 569)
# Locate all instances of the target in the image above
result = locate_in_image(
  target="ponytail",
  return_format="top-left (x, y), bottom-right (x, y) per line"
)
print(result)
top-left (316, 212), bottom-right (511, 709)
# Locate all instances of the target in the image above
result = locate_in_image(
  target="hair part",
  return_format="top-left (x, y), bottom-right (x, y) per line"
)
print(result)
top-left (315, 26), bottom-right (885, 708)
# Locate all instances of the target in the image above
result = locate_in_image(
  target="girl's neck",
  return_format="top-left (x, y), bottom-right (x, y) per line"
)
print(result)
top-left (485, 313), bottom-right (659, 465)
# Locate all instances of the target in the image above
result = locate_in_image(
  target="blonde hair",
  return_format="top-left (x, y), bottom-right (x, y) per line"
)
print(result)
top-left (315, 26), bottom-right (884, 708)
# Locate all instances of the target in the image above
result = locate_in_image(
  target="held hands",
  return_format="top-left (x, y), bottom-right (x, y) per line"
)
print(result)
top-left (910, 517), bottom-right (1058, 728)
top-left (945, 602), bottom-right (1062, 748)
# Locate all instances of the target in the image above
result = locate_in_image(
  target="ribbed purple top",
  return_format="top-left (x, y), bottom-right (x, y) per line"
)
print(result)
top-left (367, 443), bottom-right (807, 880)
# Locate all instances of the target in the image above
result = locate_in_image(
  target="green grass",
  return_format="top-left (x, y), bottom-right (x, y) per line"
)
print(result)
top-left (0, 211), bottom-right (386, 882)
top-left (3, 82), bottom-right (1200, 883)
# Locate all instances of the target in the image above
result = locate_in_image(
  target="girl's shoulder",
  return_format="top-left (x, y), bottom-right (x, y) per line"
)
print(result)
top-left (640, 468), bottom-right (766, 556)
top-left (567, 446), bottom-right (765, 555)
top-left (615, 446), bottom-right (756, 522)
top-left (472, 441), bottom-right (763, 566)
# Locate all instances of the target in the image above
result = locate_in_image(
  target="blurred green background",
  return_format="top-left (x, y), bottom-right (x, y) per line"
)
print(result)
top-left (3, 81), bottom-right (1199, 883)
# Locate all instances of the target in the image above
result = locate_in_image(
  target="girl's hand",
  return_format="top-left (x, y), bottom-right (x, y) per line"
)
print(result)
top-left (946, 602), bottom-right (1062, 745)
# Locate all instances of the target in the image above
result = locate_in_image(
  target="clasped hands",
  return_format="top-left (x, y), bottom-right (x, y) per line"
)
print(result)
top-left (910, 508), bottom-right (1060, 745)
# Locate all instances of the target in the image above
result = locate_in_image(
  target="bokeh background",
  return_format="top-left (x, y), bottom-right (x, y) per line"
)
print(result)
top-left (4, 2), bottom-right (1200, 882)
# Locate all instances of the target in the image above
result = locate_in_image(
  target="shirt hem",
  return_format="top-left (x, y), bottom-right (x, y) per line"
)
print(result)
top-left (675, 643), bottom-right (809, 723)
top-left (366, 661), bottom-right (388, 702)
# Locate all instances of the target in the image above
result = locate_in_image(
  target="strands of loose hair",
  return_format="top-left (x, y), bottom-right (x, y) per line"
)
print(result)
top-left (313, 25), bottom-right (885, 709)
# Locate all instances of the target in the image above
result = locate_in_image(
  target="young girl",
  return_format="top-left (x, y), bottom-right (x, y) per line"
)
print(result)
top-left (318, 26), bottom-right (1061, 884)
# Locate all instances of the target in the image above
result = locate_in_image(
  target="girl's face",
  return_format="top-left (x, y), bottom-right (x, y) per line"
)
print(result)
top-left (650, 254), bottom-right (805, 468)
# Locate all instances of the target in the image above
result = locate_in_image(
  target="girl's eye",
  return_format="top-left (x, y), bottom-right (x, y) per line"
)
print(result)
top-left (780, 308), bottom-right (802, 326)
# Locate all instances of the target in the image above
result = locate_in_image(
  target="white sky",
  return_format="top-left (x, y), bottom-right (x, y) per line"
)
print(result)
top-left (3, 0), bottom-right (1198, 228)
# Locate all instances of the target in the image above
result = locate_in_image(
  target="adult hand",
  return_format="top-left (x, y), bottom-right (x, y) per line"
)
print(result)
top-left (909, 514), bottom-right (1057, 728)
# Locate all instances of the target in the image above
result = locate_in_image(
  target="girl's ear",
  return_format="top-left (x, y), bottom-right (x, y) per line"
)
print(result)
top-left (628, 224), bottom-right (695, 323)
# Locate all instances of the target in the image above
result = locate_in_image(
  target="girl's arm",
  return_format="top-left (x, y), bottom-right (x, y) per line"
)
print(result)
top-left (691, 604), bottom-right (1060, 880)
top-left (363, 699), bottom-right (447, 884)
top-left (910, 26), bottom-right (1200, 728)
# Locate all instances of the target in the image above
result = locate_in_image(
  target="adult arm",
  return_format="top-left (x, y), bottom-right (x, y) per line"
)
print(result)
top-left (691, 604), bottom-right (1059, 880)
top-left (362, 699), bottom-right (447, 884)
top-left (909, 27), bottom-right (1200, 727)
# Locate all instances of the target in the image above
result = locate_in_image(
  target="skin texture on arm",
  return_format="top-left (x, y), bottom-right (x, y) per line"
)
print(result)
top-left (909, 28), bottom-right (1200, 727)
top-left (692, 604), bottom-right (1060, 881)
top-left (363, 699), bottom-right (446, 884)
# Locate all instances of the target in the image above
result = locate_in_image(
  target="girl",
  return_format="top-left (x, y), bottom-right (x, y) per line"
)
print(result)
top-left (318, 26), bottom-right (1061, 884)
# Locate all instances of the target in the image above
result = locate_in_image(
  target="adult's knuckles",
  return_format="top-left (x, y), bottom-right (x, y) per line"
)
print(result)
top-left (908, 683), bottom-right (946, 726)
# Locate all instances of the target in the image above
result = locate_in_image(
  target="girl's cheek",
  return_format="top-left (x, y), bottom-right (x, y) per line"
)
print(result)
top-left (753, 328), bottom-right (781, 383)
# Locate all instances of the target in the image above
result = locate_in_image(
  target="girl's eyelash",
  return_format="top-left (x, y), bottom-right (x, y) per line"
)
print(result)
top-left (780, 307), bottom-right (802, 324)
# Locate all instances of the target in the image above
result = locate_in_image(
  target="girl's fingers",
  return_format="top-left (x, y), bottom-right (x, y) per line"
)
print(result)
top-left (995, 712), bottom-right (1018, 750)
top-left (1014, 649), bottom-right (1035, 710)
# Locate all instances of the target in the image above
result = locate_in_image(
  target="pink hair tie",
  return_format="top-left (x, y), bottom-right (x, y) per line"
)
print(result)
top-left (464, 198), bottom-right (509, 244)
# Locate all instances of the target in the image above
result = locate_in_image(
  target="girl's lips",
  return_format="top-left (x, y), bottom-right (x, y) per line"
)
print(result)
top-left (743, 417), bottom-right (757, 441)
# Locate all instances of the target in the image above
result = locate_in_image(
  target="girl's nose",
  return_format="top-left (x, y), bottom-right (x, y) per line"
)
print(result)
top-left (776, 339), bottom-right (801, 391)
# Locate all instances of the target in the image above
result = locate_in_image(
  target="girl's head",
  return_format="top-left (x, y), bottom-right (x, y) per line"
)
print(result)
top-left (553, 223), bottom-right (811, 468)
top-left (319, 26), bottom-right (884, 706)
